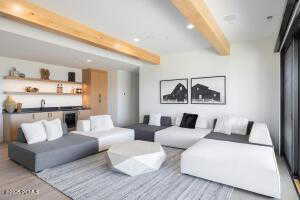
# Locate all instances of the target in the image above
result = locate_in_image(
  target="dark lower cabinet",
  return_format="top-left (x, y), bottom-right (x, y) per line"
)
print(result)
top-left (282, 38), bottom-right (300, 178)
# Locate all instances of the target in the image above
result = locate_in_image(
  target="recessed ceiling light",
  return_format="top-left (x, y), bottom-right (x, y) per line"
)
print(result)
top-left (87, 59), bottom-right (92, 63)
top-left (186, 24), bottom-right (195, 29)
top-left (12, 4), bottom-right (23, 12)
top-left (133, 38), bottom-right (140, 42)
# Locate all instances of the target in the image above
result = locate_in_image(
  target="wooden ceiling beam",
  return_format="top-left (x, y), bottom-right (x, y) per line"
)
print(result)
top-left (0, 0), bottom-right (160, 64)
top-left (170, 0), bottom-right (230, 55)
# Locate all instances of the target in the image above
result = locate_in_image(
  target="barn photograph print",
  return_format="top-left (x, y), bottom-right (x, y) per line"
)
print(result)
top-left (191, 76), bottom-right (226, 105)
top-left (160, 79), bottom-right (188, 104)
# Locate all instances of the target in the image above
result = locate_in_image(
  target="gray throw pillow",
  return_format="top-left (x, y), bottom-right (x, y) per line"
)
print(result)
top-left (161, 116), bottom-right (172, 127)
top-left (17, 128), bottom-right (27, 143)
top-left (62, 123), bottom-right (69, 135)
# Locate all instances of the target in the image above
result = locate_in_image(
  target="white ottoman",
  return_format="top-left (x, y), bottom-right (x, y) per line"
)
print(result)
top-left (181, 139), bottom-right (281, 198)
top-left (106, 140), bottom-right (166, 176)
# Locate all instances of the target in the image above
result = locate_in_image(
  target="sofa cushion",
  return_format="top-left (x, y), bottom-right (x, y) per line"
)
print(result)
top-left (73, 127), bottom-right (134, 151)
top-left (181, 139), bottom-right (280, 198)
top-left (17, 123), bottom-right (69, 143)
top-left (77, 120), bottom-right (91, 132)
top-left (230, 116), bottom-right (249, 135)
top-left (90, 115), bottom-right (114, 131)
top-left (143, 115), bottom-right (150, 124)
top-left (17, 128), bottom-right (27, 143)
top-left (213, 119), bottom-right (254, 135)
top-left (42, 119), bottom-right (64, 141)
top-left (149, 113), bottom-right (162, 126)
top-left (161, 116), bottom-right (172, 127)
top-left (175, 113), bottom-right (184, 126)
top-left (155, 126), bottom-right (211, 149)
top-left (62, 123), bottom-right (69, 135)
top-left (125, 123), bottom-right (168, 142)
top-left (143, 115), bottom-right (172, 127)
top-left (213, 116), bottom-right (232, 135)
top-left (21, 121), bottom-right (47, 144)
top-left (195, 117), bottom-right (208, 129)
top-left (180, 113), bottom-right (198, 129)
top-left (9, 134), bottom-right (98, 172)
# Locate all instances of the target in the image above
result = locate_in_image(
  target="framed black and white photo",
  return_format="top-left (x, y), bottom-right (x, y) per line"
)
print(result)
top-left (160, 79), bottom-right (188, 104)
top-left (191, 76), bottom-right (226, 105)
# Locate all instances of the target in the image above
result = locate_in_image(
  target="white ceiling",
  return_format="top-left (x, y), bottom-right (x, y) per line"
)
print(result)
top-left (0, 30), bottom-right (140, 71)
top-left (30, 0), bottom-right (285, 54)
top-left (0, 0), bottom-right (285, 71)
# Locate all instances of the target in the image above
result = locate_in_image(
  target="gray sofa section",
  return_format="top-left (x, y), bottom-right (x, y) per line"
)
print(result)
top-left (8, 125), bottom-right (98, 172)
top-left (125, 115), bottom-right (172, 142)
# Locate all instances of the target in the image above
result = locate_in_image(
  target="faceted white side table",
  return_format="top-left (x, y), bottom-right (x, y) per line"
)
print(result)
top-left (106, 140), bottom-right (166, 176)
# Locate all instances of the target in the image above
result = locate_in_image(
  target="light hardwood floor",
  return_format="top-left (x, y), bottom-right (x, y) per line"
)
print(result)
top-left (0, 144), bottom-right (298, 200)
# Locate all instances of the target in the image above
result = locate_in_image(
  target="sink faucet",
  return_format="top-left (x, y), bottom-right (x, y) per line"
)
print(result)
top-left (41, 99), bottom-right (46, 110)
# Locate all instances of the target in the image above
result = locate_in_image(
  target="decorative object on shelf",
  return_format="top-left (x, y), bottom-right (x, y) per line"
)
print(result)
top-left (9, 67), bottom-right (19, 77)
top-left (56, 84), bottom-right (63, 94)
top-left (191, 76), bottom-right (226, 105)
top-left (4, 96), bottom-right (17, 113)
top-left (40, 68), bottom-right (50, 80)
top-left (19, 73), bottom-right (26, 78)
top-left (76, 88), bottom-right (83, 94)
top-left (25, 87), bottom-right (39, 93)
top-left (160, 79), bottom-right (188, 104)
top-left (68, 72), bottom-right (76, 82)
top-left (16, 103), bottom-right (23, 113)
top-left (9, 67), bottom-right (25, 78)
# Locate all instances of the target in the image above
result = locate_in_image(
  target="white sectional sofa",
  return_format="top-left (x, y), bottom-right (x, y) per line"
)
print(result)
top-left (180, 123), bottom-right (281, 198)
top-left (155, 126), bottom-right (211, 149)
top-left (72, 116), bottom-right (134, 151)
top-left (153, 113), bottom-right (280, 198)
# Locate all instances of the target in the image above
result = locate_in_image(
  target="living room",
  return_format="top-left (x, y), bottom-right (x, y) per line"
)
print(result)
top-left (0, 0), bottom-right (299, 200)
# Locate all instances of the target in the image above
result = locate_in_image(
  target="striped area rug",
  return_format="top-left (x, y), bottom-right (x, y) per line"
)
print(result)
top-left (36, 147), bottom-right (233, 200)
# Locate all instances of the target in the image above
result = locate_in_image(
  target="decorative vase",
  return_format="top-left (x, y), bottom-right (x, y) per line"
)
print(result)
top-left (5, 96), bottom-right (17, 113)
top-left (40, 68), bottom-right (50, 80)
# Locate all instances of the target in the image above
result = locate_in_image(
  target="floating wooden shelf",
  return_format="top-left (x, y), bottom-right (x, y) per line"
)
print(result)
top-left (4, 76), bottom-right (82, 85)
top-left (4, 92), bottom-right (82, 96)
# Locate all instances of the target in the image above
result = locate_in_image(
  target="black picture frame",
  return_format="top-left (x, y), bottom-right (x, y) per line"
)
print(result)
top-left (160, 78), bottom-right (188, 104)
top-left (191, 76), bottom-right (226, 105)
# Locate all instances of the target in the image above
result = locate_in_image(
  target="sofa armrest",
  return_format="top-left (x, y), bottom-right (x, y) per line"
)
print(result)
top-left (8, 142), bottom-right (36, 171)
top-left (249, 123), bottom-right (273, 146)
top-left (77, 120), bottom-right (91, 132)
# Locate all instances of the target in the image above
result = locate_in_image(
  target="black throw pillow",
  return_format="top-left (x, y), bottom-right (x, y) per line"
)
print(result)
top-left (180, 113), bottom-right (198, 129)
top-left (143, 115), bottom-right (150, 124)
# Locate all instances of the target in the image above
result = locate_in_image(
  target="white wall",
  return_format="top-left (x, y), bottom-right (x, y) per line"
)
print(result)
top-left (116, 71), bottom-right (139, 126)
top-left (107, 70), bottom-right (118, 123)
top-left (139, 38), bottom-right (281, 152)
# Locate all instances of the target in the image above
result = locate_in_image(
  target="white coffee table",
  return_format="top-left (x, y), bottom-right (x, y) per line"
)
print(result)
top-left (106, 140), bottom-right (166, 176)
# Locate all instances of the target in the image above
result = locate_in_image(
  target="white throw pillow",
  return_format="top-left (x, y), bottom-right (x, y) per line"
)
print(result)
top-left (90, 115), bottom-right (114, 131)
top-left (21, 121), bottom-right (47, 144)
top-left (214, 116), bottom-right (232, 135)
top-left (42, 119), bottom-right (64, 141)
top-left (149, 113), bottom-right (162, 126)
top-left (195, 117), bottom-right (208, 129)
top-left (230, 116), bottom-right (249, 135)
top-left (175, 113), bottom-right (184, 127)
top-left (77, 120), bottom-right (91, 132)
